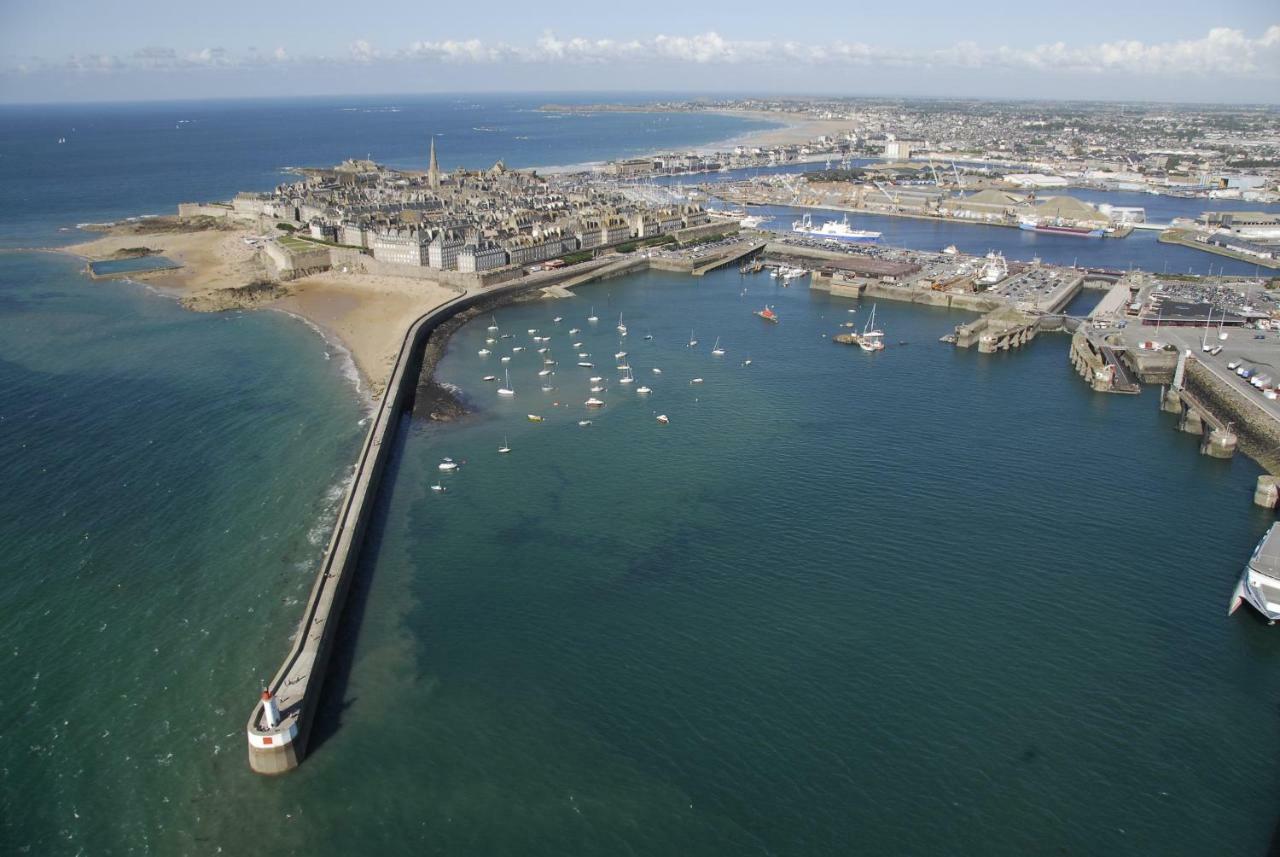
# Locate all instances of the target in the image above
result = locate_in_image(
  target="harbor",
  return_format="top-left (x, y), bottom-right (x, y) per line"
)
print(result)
top-left (7, 90), bottom-right (1280, 855)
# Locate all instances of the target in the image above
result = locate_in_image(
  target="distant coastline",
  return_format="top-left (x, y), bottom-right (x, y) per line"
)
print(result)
top-left (533, 103), bottom-right (846, 169)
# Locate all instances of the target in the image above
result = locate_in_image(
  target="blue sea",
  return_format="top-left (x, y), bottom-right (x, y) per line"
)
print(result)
top-left (1, 95), bottom-right (1279, 855)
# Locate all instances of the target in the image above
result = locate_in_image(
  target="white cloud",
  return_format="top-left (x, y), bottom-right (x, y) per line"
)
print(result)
top-left (9, 26), bottom-right (1280, 80)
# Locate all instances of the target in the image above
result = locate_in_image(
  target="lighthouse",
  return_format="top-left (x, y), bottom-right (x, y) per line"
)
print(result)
top-left (261, 688), bottom-right (280, 729)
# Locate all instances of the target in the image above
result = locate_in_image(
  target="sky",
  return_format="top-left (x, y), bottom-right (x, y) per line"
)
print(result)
top-left (1, 0), bottom-right (1278, 104)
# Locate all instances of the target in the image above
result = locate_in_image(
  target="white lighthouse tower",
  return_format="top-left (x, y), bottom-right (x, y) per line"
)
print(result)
top-left (261, 688), bottom-right (280, 729)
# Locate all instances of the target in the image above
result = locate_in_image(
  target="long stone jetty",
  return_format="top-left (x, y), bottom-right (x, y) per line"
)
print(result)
top-left (245, 264), bottom-right (625, 774)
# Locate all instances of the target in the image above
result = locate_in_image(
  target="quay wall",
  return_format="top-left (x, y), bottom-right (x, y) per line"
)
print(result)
top-left (862, 282), bottom-right (1001, 312)
top-left (1184, 361), bottom-right (1280, 475)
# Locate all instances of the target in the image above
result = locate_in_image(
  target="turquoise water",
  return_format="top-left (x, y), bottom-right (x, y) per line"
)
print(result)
top-left (0, 253), bottom-right (366, 851)
top-left (86, 256), bottom-right (180, 276)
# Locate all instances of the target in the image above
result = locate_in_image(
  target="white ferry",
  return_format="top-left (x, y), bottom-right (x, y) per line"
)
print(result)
top-left (1230, 524), bottom-right (1280, 623)
top-left (791, 213), bottom-right (881, 243)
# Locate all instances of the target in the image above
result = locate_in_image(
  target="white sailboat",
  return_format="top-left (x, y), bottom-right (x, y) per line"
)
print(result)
top-left (687, 330), bottom-right (698, 347)
top-left (859, 304), bottom-right (885, 352)
top-left (587, 306), bottom-right (599, 323)
top-left (711, 337), bottom-right (725, 356)
top-left (487, 316), bottom-right (499, 332)
top-left (619, 366), bottom-right (635, 385)
top-left (497, 368), bottom-right (515, 397)
top-left (498, 437), bottom-right (511, 454)
top-left (617, 313), bottom-right (627, 335)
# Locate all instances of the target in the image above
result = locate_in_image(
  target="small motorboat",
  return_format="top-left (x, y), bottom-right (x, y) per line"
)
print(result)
top-left (541, 384), bottom-right (555, 392)
top-left (590, 385), bottom-right (605, 393)
top-left (690, 378), bottom-right (704, 384)
top-left (553, 316), bottom-right (563, 323)
top-left (573, 341), bottom-right (584, 348)
top-left (754, 306), bottom-right (779, 324)
top-left (501, 356), bottom-right (511, 363)
top-left (485, 337), bottom-right (496, 344)
top-left (527, 414), bottom-right (544, 422)
top-left (482, 375), bottom-right (498, 382)
top-left (578, 352), bottom-right (590, 358)
top-left (512, 346), bottom-right (524, 353)
top-left (431, 481), bottom-right (446, 493)
top-left (478, 348), bottom-right (491, 356)
top-left (569, 327), bottom-right (580, 334)
top-left (538, 368), bottom-right (552, 376)
top-left (742, 359), bottom-right (752, 367)
top-left (656, 414), bottom-right (669, 424)
top-left (614, 351), bottom-right (627, 359)
top-left (644, 333), bottom-right (653, 341)
top-left (577, 362), bottom-right (594, 368)
top-left (652, 368), bottom-right (662, 374)
top-left (438, 458), bottom-right (459, 472)
top-left (527, 329), bottom-right (537, 335)
top-left (585, 397), bottom-right (605, 408)
top-left (589, 376), bottom-right (603, 383)
top-left (578, 419), bottom-right (592, 427)
top-left (637, 386), bottom-right (652, 394)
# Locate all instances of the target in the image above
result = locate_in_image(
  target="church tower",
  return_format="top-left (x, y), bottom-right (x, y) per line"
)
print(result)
top-left (427, 136), bottom-right (441, 190)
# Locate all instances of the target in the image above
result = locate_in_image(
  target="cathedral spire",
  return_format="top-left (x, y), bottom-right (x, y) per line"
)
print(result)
top-left (427, 136), bottom-right (441, 189)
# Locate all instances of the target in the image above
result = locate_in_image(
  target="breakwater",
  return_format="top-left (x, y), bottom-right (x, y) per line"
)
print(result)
top-left (245, 265), bottom-right (634, 774)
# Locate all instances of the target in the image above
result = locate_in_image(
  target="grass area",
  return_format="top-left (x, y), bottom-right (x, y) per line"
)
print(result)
top-left (292, 233), bottom-right (367, 251)
top-left (276, 234), bottom-right (323, 253)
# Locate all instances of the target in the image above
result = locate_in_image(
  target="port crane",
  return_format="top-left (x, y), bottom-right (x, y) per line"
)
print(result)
top-left (872, 180), bottom-right (899, 205)
top-left (927, 157), bottom-right (943, 187)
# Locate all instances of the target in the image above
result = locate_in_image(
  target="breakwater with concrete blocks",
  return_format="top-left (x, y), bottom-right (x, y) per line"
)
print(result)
top-left (244, 263), bottom-right (642, 774)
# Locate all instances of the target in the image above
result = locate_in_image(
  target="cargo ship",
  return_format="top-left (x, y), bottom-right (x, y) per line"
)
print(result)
top-left (792, 213), bottom-right (881, 243)
top-left (1018, 218), bottom-right (1104, 238)
top-left (754, 305), bottom-right (779, 324)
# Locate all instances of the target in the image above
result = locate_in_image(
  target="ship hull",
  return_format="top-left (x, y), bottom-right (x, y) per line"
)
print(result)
top-left (1019, 222), bottom-right (1104, 238)
top-left (792, 227), bottom-right (880, 243)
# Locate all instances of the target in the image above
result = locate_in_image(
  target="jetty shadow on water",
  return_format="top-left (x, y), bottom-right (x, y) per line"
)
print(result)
top-left (307, 411), bottom-right (415, 756)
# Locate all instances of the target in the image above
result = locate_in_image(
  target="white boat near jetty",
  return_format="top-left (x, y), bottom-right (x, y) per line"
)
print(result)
top-left (791, 212), bottom-right (881, 242)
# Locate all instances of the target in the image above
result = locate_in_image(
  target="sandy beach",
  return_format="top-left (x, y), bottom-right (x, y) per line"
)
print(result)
top-left (64, 225), bottom-right (457, 400)
top-left (692, 108), bottom-right (853, 153)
